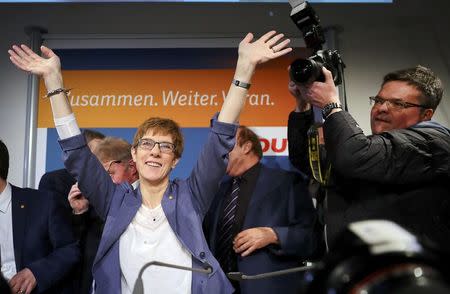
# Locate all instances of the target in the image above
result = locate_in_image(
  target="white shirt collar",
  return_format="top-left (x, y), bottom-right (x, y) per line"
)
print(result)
top-left (0, 182), bottom-right (12, 214)
top-left (132, 179), bottom-right (140, 190)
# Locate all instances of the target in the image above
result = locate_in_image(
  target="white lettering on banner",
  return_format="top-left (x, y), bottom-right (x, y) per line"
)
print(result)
top-left (248, 93), bottom-right (273, 106)
top-left (221, 91), bottom-right (274, 106)
top-left (249, 127), bottom-right (288, 156)
top-left (162, 90), bottom-right (218, 106)
top-left (70, 94), bottom-right (156, 107)
top-left (67, 91), bottom-right (273, 108)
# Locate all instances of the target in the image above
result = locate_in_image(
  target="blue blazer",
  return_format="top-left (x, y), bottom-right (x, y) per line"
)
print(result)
top-left (11, 185), bottom-right (80, 294)
top-left (205, 165), bottom-right (319, 294)
top-left (59, 118), bottom-right (237, 294)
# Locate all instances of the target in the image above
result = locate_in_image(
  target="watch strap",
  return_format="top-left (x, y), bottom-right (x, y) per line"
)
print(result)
top-left (322, 102), bottom-right (342, 119)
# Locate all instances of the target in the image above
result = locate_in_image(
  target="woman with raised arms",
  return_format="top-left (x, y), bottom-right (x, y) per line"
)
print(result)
top-left (9, 31), bottom-right (291, 294)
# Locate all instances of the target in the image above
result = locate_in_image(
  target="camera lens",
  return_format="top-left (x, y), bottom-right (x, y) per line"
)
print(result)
top-left (289, 58), bottom-right (324, 84)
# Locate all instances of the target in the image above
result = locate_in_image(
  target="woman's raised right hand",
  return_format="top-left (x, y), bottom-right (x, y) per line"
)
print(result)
top-left (9, 45), bottom-right (61, 78)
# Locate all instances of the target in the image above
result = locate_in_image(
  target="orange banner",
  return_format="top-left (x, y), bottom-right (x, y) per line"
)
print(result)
top-left (38, 66), bottom-right (293, 128)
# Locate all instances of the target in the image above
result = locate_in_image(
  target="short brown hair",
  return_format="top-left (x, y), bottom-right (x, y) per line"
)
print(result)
top-left (237, 126), bottom-right (263, 159)
top-left (133, 117), bottom-right (184, 159)
top-left (93, 136), bottom-right (132, 163)
top-left (82, 129), bottom-right (105, 143)
top-left (383, 65), bottom-right (444, 111)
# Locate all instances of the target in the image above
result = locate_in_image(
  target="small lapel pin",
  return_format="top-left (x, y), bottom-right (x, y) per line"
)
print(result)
top-left (20, 204), bottom-right (25, 209)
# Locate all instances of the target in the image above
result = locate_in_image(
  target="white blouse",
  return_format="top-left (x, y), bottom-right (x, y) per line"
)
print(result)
top-left (119, 204), bottom-right (192, 294)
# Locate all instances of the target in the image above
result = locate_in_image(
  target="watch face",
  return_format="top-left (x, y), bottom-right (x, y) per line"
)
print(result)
top-left (322, 103), bottom-right (341, 119)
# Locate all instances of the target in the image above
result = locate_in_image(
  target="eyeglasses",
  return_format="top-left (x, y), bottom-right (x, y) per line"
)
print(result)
top-left (104, 160), bottom-right (123, 175)
top-left (136, 138), bottom-right (175, 154)
top-left (369, 96), bottom-right (428, 110)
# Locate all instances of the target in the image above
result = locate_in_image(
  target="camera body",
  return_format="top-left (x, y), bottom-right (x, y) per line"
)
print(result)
top-left (289, 49), bottom-right (343, 85)
top-left (289, 0), bottom-right (344, 86)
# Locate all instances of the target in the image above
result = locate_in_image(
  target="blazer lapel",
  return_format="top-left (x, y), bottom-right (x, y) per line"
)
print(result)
top-left (161, 183), bottom-right (178, 240)
top-left (11, 185), bottom-right (27, 270)
top-left (96, 188), bottom-right (141, 263)
top-left (112, 188), bottom-right (141, 239)
top-left (246, 166), bottom-right (273, 213)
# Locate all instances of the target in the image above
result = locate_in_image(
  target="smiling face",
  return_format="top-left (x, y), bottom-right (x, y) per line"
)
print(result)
top-left (370, 81), bottom-right (432, 134)
top-left (132, 130), bottom-right (179, 186)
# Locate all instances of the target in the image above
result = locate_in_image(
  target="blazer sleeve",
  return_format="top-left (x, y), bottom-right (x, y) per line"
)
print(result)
top-left (26, 192), bottom-right (80, 293)
top-left (58, 134), bottom-right (118, 220)
top-left (187, 114), bottom-right (238, 217)
top-left (270, 174), bottom-right (321, 259)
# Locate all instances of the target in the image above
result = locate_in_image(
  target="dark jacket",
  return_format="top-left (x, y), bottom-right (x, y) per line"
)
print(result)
top-left (288, 110), bottom-right (450, 250)
top-left (204, 165), bottom-right (320, 294)
top-left (11, 185), bottom-right (80, 294)
top-left (39, 169), bottom-right (76, 215)
top-left (39, 168), bottom-right (103, 294)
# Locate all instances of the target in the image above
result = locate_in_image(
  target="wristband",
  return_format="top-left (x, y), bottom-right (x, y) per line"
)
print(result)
top-left (232, 79), bottom-right (251, 90)
top-left (44, 88), bottom-right (72, 98)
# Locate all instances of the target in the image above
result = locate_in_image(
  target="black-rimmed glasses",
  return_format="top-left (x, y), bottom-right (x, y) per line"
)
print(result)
top-left (369, 96), bottom-right (429, 110)
top-left (136, 138), bottom-right (175, 154)
top-left (105, 160), bottom-right (122, 175)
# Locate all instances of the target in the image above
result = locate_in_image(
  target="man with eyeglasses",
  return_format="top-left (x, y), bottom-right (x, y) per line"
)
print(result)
top-left (287, 65), bottom-right (450, 251)
top-left (67, 136), bottom-right (139, 294)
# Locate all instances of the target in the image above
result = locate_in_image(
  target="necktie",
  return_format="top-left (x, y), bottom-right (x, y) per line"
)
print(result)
top-left (216, 177), bottom-right (240, 272)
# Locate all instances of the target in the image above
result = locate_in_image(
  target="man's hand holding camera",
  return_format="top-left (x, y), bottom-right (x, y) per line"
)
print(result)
top-left (292, 67), bottom-right (342, 118)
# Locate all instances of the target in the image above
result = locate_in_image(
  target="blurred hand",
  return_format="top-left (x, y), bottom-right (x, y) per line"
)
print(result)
top-left (9, 268), bottom-right (36, 294)
top-left (298, 67), bottom-right (340, 109)
top-left (233, 227), bottom-right (279, 257)
top-left (68, 183), bottom-right (89, 214)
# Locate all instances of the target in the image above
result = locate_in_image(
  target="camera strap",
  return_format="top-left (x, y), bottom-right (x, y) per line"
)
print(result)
top-left (307, 125), bottom-right (331, 186)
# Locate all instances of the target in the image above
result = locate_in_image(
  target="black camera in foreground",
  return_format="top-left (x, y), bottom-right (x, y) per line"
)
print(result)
top-left (301, 220), bottom-right (450, 294)
top-left (289, 0), bottom-right (345, 86)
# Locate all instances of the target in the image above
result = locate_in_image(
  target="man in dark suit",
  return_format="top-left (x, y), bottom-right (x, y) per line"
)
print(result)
top-left (0, 139), bottom-right (79, 294)
top-left (204, 126), bottom-right (321, 294)
top-left (38, 129), bottom-right (105, 216)
top-left (38, 130), bottom-right (104, 293)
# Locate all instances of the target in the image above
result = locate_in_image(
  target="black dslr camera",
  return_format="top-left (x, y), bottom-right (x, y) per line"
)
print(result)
top-left (301, 220), bottom-right (450, 294)
top-left (289, 0), bottom-right (345, 85)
